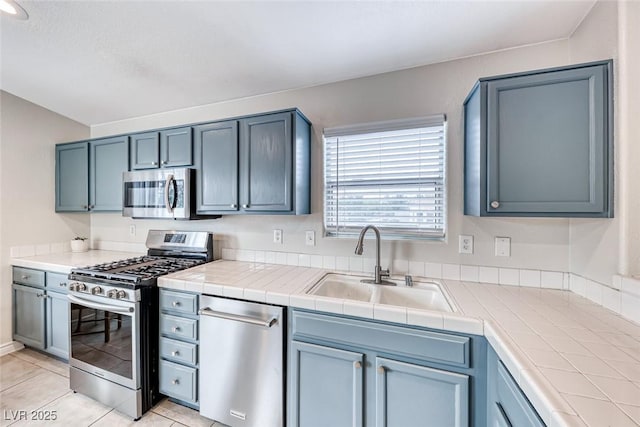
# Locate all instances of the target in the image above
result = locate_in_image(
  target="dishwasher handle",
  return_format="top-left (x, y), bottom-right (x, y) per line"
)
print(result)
top-left (199, 307), bottom-right (278, 328)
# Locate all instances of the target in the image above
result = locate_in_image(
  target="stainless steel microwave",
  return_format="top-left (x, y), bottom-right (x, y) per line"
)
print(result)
top-left (123, 168), bottom-right (206, 219)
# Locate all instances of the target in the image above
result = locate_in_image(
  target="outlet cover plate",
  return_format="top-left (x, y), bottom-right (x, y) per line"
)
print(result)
top-left (495, 237), bottom-right (511, 257)
top-left (273, 229), bottom-right (283, 244)
top-left (459, 235), bottom-right (473, 254)
top-left (305, 231), bottom-right (315, 246)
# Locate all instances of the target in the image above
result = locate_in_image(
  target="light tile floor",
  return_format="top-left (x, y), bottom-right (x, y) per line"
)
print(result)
top-left (0, 349), bottom-right (222, 427)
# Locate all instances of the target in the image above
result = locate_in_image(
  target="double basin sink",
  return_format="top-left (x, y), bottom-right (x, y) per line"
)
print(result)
top-left (307, 273), bottom-right (455, 312)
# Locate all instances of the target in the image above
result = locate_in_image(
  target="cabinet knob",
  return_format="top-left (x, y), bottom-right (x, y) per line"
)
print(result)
top-left (377, 366), bottom-right (385, 374)
top-left (242, 204), bottom-right (249, 209)
top-left (151, 161), bottom-right (158, 166)
top-left (490, 201), bottom-right (500, 209)
top-left (172, 301), bottom-right (180, 307)
top-left (171, 326), bottom-right (180, 333)
top-left (171, 350), bottom-right (180, 357)
top-left (354, 361), bottom-right (362, 369)
top-left (171, 379), bottom-right (180, 385)
top-left (36, 293), bottom-right (44, 298)
top-left (230, 204), bottom-right (237, 209)
top-left (82, 205), bottom-right (88, 209)
top-left (21, 275), bottom-right (29, 280)
top-left (161, 160), bottom-right (168, 165)
top-left (60, 282), bottom-right (67, 287)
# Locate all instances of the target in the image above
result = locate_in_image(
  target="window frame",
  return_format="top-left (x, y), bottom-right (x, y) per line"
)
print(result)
top-left (322, 115), bottom-right (448, 241)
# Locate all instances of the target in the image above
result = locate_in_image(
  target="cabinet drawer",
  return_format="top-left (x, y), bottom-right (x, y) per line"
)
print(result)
top-left (292, 310), bottom-right (470, 368)
top-left (46, 272), bottom-right (69, 293)
top-left (160, 313), bottom-right (198, 341)
top-left (160, 337), bottom-right (197, 366)
top-left (13, 267), bottom-right (45, 287)
top-left (160, 290), bottom-right (198, 315)
top-left (159, 360), bottom-right (197, 403)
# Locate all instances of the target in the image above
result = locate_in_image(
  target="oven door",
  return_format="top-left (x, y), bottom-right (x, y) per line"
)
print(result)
top-left (122, 168), bottom-right (191, 219)
top-left (68, 293), bottom-right (140, 390)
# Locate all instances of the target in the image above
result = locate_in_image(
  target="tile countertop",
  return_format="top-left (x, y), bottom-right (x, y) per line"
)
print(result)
top-left (11, 250), bottom-right (143, 274)
top-left (160, 260), bottom-right (640, 427)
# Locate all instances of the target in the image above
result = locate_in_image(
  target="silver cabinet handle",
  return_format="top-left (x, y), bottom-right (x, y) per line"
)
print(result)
top-left (36, 293), bottom-right (44, 298)
top-left (171, 379), bottom-right (179, 385)
top-left (171, 350), bottom-right (180, 357)
top-left (171, 301), bottom-right (180, 307)
top-left (161, 160), bottom-right (168, 165)
top-left (491, 201), bottom-right (500, 209)
top-left (354, 361), bottom-right (362, 369)
top-left (60, 282), bottom-right (67, 287)
top-left (151, 161), bottom-right (158, 166)
top-left (242, 204), bottom-right (249, 209)
top-left (21, 275), bottom-right (29, 280)
top-left (199, 307), bottom-right (277, 328)
top-left (171, 326), bottom-right (180, 333)
top-left (230, 204), bottom-right (237, 208)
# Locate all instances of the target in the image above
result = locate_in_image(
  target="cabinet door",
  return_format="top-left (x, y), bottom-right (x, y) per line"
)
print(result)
top-left (130, 131), bottom-right (160, 169)
top-left (45, 290), bottom-right (69, 360)
top-left (89, 136), bottom-right (129, 211)
top-left (55, 142), bottom-right (89, 212)
top-left (289, 341), bottom-right (364, 427)
top-left (240, 112), bottom-right (292, 212)
top-left (375, 357), bottom-right (469, 427)
top-left (160, 127), bottom-right (193, 167)
top-left (194, 121), bottom-right (239, 213)
top-left (486, 63), bottom-right (610, 216)
top-left (12, 284), bottom-right (46, 349)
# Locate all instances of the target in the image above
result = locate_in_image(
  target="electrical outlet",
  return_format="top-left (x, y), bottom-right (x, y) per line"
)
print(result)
top-left (273, 229), bottom-right (283, 244)
top-left (459, 235), bottom-right (473, 254)
top-left (305, 230), bottom-right (315, 246)
top-left (495, 237), bottom-right (511, 257)
top-left (129, 225), bottom-right (136, 236)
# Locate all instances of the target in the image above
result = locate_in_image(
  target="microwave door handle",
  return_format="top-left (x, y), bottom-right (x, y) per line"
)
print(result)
top-left (164, 174), bottom-right (174, 214)
top-left (170, 178), bottom-right (178, 210)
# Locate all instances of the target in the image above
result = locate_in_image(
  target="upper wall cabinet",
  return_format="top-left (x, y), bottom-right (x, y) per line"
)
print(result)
top-left (55, 142), bottom-right (89, 212)
top-left (464, 60), bottom-right (613, 217)
top-left (130, 127), bottom-right (193, 170)
top-left (195, 109), bottom-right (311, 215)
top-left (56, 136), bottom-right (129, 212)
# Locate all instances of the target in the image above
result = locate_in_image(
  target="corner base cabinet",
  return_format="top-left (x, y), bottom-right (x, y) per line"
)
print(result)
top-left (487, 347), bottom-right (546, 427)
top-left (464, 60), bottom-right (613, 218)
top-left (288, 309), bottom-right (486, 427)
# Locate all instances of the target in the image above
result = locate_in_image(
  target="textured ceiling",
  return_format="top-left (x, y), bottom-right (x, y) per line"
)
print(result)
top-left (0, 0), bottom-right (595, 126)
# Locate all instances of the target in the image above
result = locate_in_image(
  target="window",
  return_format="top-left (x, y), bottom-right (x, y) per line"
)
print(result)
top-left (323, 115), bottom-right (446, 239)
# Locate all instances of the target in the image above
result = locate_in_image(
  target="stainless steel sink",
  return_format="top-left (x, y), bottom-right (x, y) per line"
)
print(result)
top-left (307, 273), bottom-right (455, 312)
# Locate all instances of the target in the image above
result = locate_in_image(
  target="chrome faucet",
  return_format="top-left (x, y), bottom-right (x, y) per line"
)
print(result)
top-left (354, 225), bottom-right (395, 286)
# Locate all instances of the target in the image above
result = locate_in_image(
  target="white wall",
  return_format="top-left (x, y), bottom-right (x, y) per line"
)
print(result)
top-left (0, 91), bottom-right (90, 346)
top-left (91, 40), bottom-right (575, 273)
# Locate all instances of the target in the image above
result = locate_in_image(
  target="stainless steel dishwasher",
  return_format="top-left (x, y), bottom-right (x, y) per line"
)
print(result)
top-left (199, 295), bottom-right (284, 427)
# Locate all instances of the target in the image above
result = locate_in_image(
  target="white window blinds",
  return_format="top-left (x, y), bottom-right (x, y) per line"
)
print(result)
top-left (323, 115), bottom-right (446, 239)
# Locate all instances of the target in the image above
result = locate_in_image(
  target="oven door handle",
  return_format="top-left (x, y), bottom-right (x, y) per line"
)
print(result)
top-left (68, 294), bottom-right (134, 314)
top-left (199, 307), bottom-right (277, 328)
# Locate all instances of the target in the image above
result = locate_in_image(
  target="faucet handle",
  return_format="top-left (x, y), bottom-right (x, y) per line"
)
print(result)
top-left (405, 275), bottom-right (414, 287)
top-left (380, 268), bottom-right (390, 278)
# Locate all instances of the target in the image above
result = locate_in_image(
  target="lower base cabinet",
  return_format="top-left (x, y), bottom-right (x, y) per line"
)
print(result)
top-left (487, 347), bottom-right (545, 427)
top-left (288, 309), bottom-right (484, 427)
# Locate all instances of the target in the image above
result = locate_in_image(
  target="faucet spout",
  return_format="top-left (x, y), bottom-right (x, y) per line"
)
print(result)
top-left (354, 225), bottom-right (394, 286)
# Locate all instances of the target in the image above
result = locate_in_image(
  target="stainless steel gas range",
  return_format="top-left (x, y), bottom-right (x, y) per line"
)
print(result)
top-left (67, 230), bottom-right (215, 420)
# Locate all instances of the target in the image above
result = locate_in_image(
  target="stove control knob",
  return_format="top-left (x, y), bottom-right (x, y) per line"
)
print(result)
top-left (107, 290), bottom-right (117, 298)
top-left (69, 283), bottom-right (77, 291)
top-left (78, 283), bottom-right (87, 292)
top-left (117, 290), bottom-right (128, 300)
top-left (91, 286), bottom-right (103, 295)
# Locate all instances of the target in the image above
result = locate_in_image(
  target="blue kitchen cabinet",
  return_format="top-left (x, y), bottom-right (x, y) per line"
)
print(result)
top-left (239, 110), bottom-right (310, 214)
top-left (193, 120), bottom-right (239, 213)
top-left (55, 142), bottom-right (89, 212)
top-left (487, 347), bottom-right (545, 427)
top-left (194, 109), bottom-right (311, 215)
top-left (289, 341), bottom-right (364, 427)
top-left (45, 272), bottom-right (69, 359)
top-left (130, 127), bottom-right (193, 170)
top-left (12, 267), bottom-right (70, 360)
top-left (464, 60), bottom-right (613, 217)
top-left (288, 309), bottom-right (484, 427)
top-left (89, 136), bottom-right (129, 211)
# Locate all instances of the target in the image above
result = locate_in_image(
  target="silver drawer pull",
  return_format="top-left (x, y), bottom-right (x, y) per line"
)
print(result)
top-left (199, 307), bottom-right (277, 328)
top-left (171, 350), bottom-right (180, 357)
top-left (172, 301), bottom-right (180, 307)
top-left (491, 200), bottom-right (500, 209)
top-left (21, 275), bottom-right (30, 280)
top-left (171, 326), bottom-right (181, 333)
top-left (171, 379), bottom-right (179, 385)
